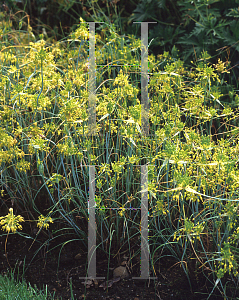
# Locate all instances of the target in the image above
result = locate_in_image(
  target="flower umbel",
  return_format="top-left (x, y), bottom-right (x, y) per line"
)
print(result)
top-left (37, 215), bottom-right (53, 230)
top-left (216, 242), bottom-right (238, 279)
top-left (0, 208), bottom-right (24, 233)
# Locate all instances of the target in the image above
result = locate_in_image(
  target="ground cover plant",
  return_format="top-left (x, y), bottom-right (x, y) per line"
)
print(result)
top-left (1, 10), bottom-right (239, 299)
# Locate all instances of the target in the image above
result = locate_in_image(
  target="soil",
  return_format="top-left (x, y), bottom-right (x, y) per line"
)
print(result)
top-left (0, 222), bottom-right (236, 300)
top-left (0, 203), bottom-right (238, 300)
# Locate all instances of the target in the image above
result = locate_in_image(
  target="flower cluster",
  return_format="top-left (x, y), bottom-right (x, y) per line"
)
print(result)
top-left (37, 215), bottom-right (53, 230)
top-left (215, 242), bottom-right (238, 279)
top-left (0, 208), bottom-right (24, 233)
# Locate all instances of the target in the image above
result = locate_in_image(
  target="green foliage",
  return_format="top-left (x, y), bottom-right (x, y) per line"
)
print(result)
top-left (128, 0), bottom-right (239, 88)
top-left (0, 268), bottom-right (57, 299)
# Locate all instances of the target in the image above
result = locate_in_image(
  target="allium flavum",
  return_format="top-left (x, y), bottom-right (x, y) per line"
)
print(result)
top-left (37, 215), bottom-right (53, 230)
top-left (0, 208), bottom-right (24, 233)
top-left (216, 242), bottom-right (238, 279)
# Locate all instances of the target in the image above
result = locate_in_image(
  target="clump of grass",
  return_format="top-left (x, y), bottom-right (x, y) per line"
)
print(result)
top-left (0, 269), bottom-right (57, 300)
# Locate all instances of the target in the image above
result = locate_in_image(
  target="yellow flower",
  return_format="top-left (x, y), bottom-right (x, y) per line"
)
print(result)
top-left (37, 215), bottom-right (53, 230)
top-left (0, 208), bottom-right (24, 233)
top-left (119, 208), bottom-right (125, 217)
